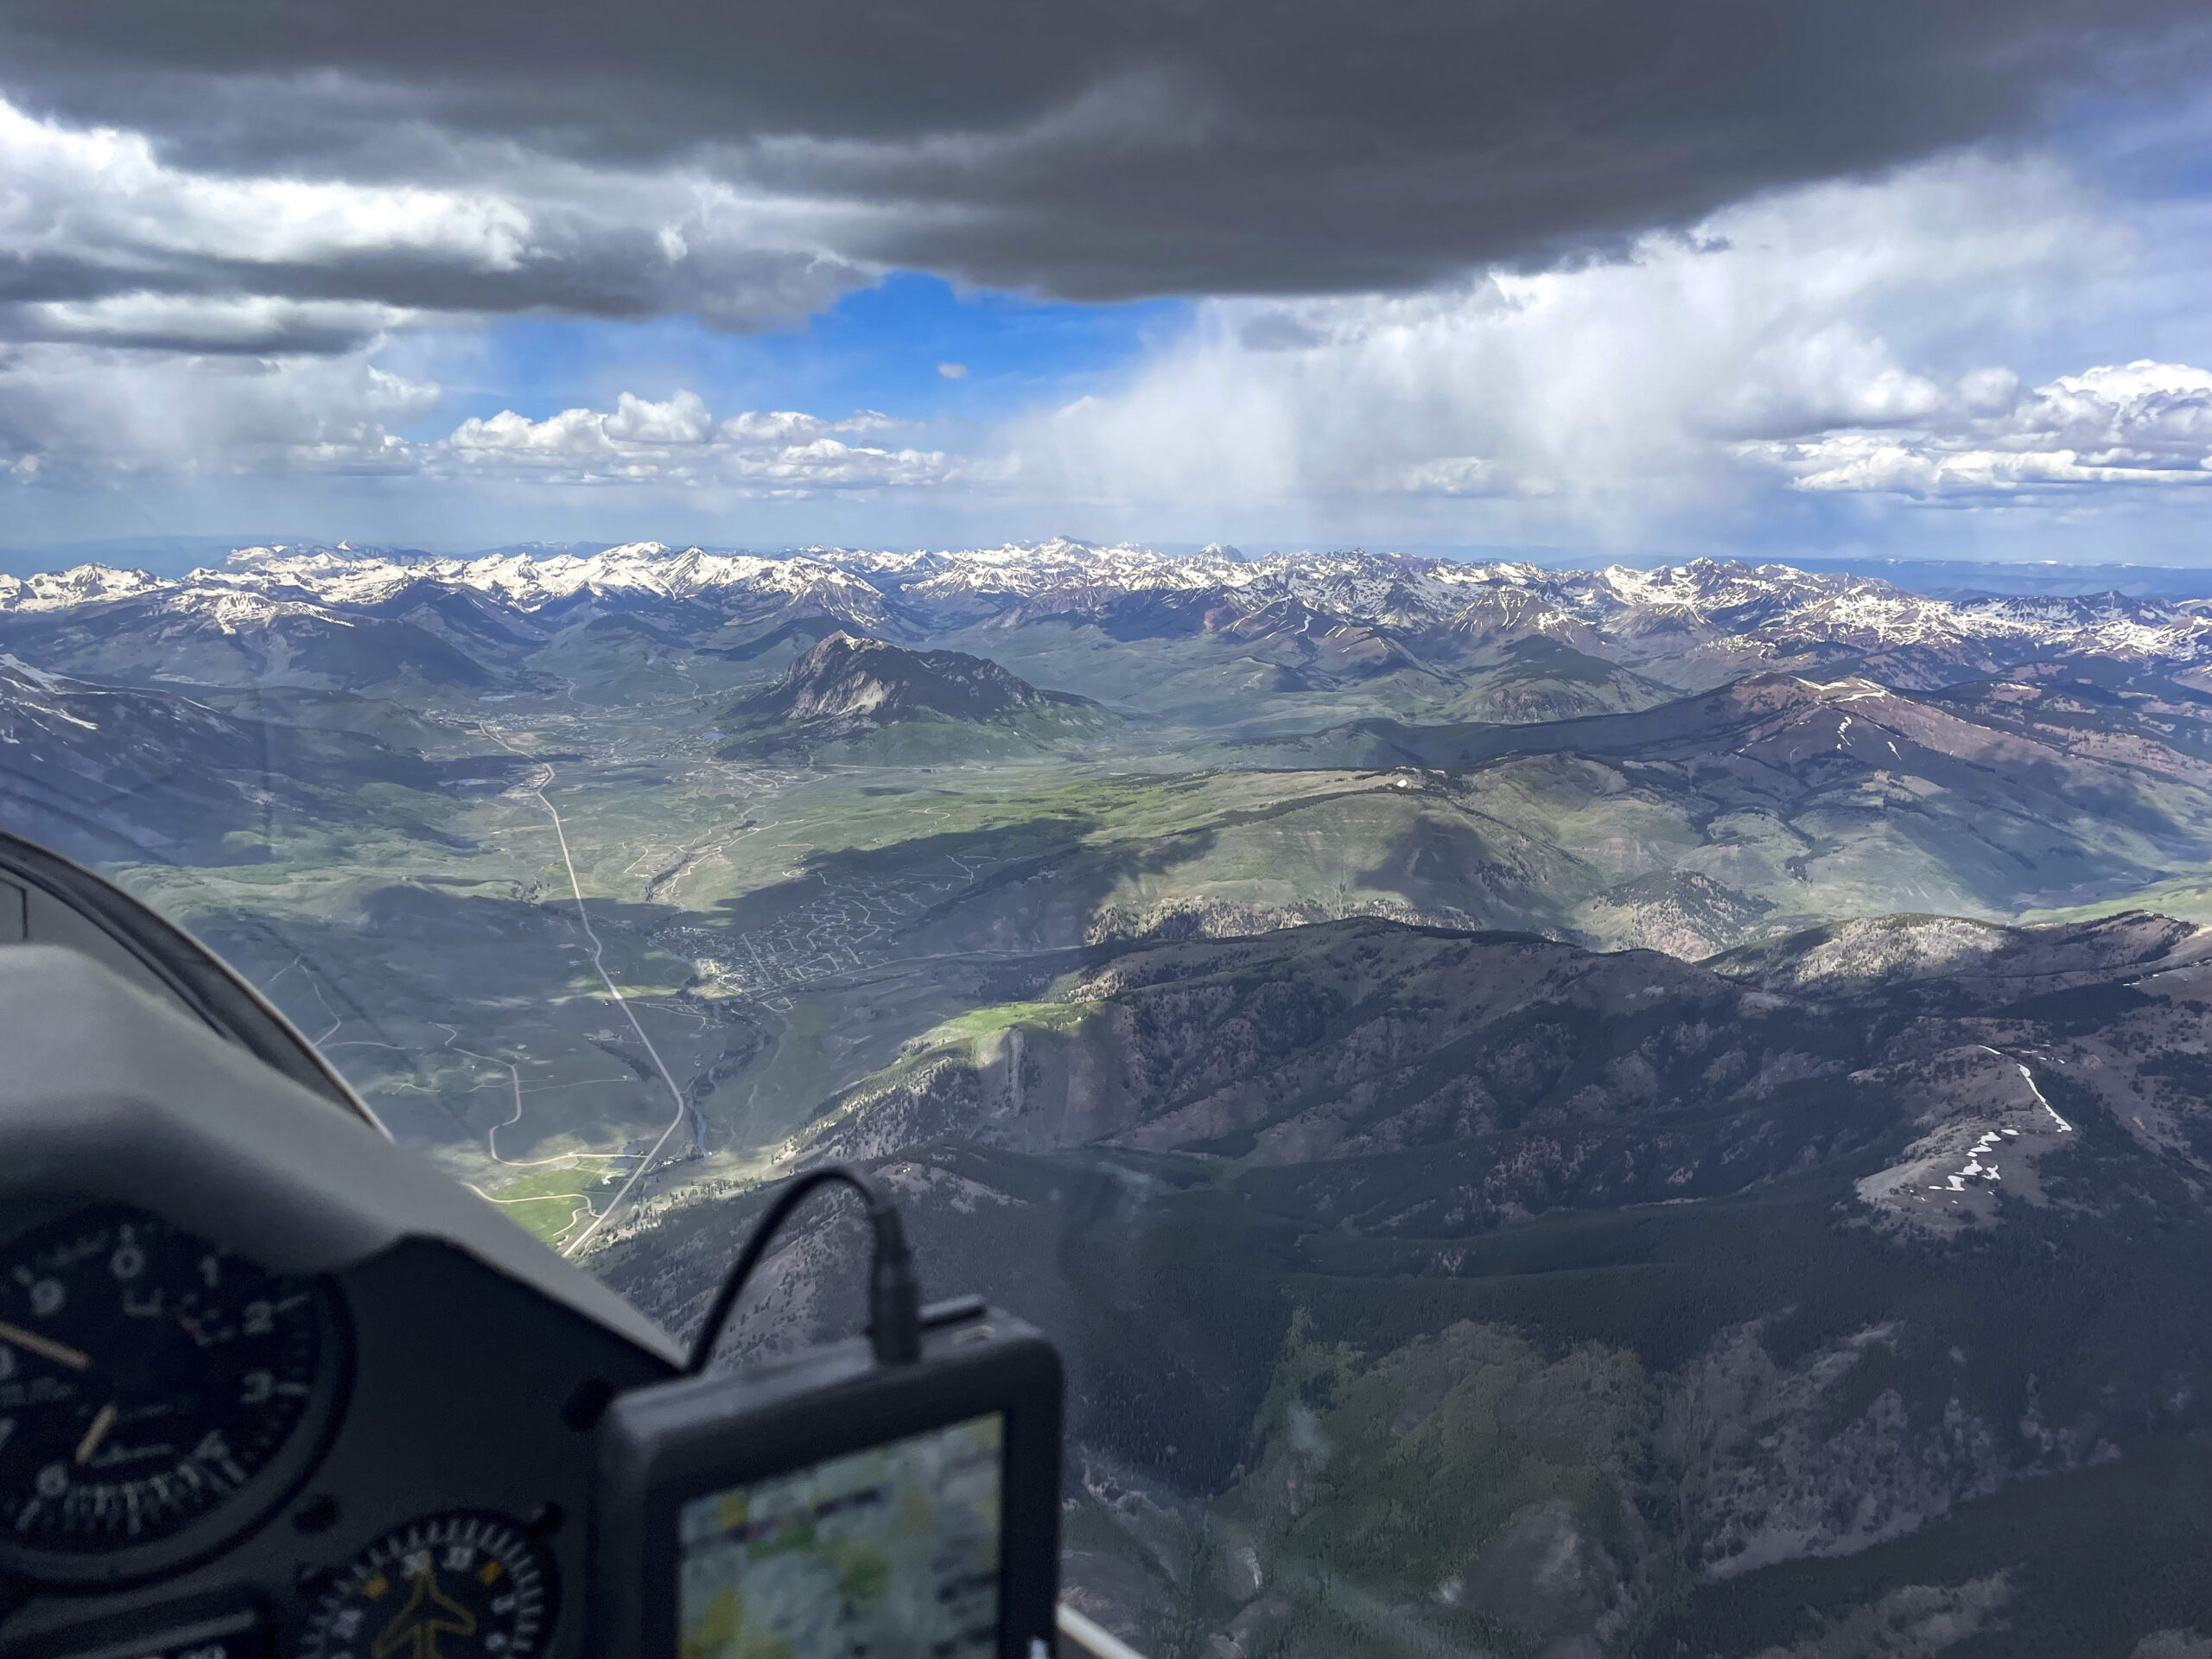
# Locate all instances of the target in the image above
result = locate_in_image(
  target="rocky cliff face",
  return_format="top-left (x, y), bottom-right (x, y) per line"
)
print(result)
top-left (800, 912), bottom-right (2212, 1238)
top-left (715, 632), bottom-right (1105, 758)
top-left (601, 911), bottom-right (2212, 1658)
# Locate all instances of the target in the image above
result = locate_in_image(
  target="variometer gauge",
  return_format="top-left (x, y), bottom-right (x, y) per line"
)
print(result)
top-left (297, 1511), bottom-right (557, 1659)
top-left (0, 1206), bottom-right (346, 1585)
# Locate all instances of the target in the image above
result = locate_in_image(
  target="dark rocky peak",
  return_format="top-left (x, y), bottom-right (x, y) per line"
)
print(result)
top-left (738, 632), bottom-right (1083, 727)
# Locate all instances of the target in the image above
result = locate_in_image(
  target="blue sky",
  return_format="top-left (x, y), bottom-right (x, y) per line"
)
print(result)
top-left (415, 276), bottom-right (1189, 442)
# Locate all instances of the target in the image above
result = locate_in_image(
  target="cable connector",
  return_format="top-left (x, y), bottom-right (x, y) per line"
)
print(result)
top-left (686, 1163), bottom-right (924, 1375)
top-left (864, 1202), bottom-right (922, 1366)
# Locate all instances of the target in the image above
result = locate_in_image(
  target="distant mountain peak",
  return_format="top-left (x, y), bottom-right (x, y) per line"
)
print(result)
top-left (716, 632), bottom-right (1103, 760)
top-left (13, 544), bottom-right (2212, 702)
top-left (750, 632), bottom-right (1075, 723)
top-left (223, 542), bottom-right (442, 569)
top-left (0, 563), bottom-right (162, 613)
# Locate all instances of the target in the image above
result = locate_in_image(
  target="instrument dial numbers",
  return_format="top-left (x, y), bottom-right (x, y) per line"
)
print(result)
top-left (0, 1209), bottom-right (337, 1578)
top-left (298, 1512), bottom-right (557, 1659)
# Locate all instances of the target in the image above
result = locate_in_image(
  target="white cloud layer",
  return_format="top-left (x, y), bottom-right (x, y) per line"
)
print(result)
top-left (0, 94), bottom-right (878, 353)
top-left (999, 150), bottom-right (2212, 539)
top-left (0, 349), bottom-right (959, 496)
top-left (9, 295), bottom-right (416, 353)
top-left (1744, 361), bottom-right (2212, 497)
top-left (440, 392), bottom-right (960, 490)
top-left (0, 98), bottom-right (529, 271)
top-left (0, 344), bottom-right (437, 480)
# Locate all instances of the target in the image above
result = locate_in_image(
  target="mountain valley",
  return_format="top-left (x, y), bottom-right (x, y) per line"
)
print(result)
top-left (7, 538), bottom-right (2212, 1657)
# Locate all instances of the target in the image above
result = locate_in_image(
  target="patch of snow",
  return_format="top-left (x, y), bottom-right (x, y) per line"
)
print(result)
top-left (2016, 1064), bottom-right (2075, 1132)
top-left (0, 652), bottom-right (69, 692)
top-left (1978, 1046), bottom-right (2075, 1132)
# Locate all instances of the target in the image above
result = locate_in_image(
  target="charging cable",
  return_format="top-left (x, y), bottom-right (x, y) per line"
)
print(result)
top-left (686, 1163), bottom-right (922, 1374)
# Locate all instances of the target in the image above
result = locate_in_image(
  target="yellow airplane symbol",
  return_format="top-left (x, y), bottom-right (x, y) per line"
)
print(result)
top-left (371, 1567), bottom-right (480, 1659)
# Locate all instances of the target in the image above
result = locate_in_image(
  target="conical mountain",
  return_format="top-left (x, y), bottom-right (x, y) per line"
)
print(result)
top-left (715, 632), bottom-right (1110, 760)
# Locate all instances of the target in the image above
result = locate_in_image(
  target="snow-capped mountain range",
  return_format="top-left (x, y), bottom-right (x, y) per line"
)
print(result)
top-left (6, 537), bottom-right (2212, 692)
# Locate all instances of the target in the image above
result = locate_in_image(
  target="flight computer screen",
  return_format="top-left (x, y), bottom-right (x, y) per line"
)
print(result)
top-left (676, 1410), bottom-right (1005, 1659)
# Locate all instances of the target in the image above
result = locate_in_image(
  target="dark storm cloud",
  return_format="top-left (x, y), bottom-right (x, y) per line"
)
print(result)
top-left (0, 0), bottom-right (2204, 315)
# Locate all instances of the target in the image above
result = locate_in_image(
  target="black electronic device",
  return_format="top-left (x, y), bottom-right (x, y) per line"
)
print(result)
top-left (594, 1297), bottom-right (1063, 1659)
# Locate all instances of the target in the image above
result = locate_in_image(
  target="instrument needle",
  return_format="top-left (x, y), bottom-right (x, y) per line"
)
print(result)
top-left (0, 1319), bottom-right (90, 1370)
top-left (75, 1401), bottom-right (118, 1466)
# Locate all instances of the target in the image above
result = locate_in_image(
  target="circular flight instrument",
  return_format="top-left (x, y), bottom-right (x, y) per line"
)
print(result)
top-left (297, 1511), bottom-right (557, 1659)
top-left (0, 1206), bottom-right (344, 1583)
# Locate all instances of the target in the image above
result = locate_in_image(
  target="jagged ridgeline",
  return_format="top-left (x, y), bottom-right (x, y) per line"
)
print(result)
top-left (15, 538), bottom-right (2212, 960)
top-left (713, 632), bottom-right (1116, 761)
top-left (13, 539), bottom-right (2212, 1656)
top-left (605, 910), bottom-right (2212, 1658)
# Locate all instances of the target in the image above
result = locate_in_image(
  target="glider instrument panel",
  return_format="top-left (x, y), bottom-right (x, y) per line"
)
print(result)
top-left (0, 830), bottom-right (1064, 1659)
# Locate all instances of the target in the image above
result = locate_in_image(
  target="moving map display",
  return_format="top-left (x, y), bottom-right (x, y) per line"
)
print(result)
top-left (677, 1413), bottom-right (1003, 1659)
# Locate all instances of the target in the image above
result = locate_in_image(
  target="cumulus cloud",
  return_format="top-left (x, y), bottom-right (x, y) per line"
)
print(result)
top-left (437, 391), bottom-right (959, 490)
top-left (0, 345), bottom-right (957, 495)
top-left (1745, 361), bottom-right (2212, 498)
